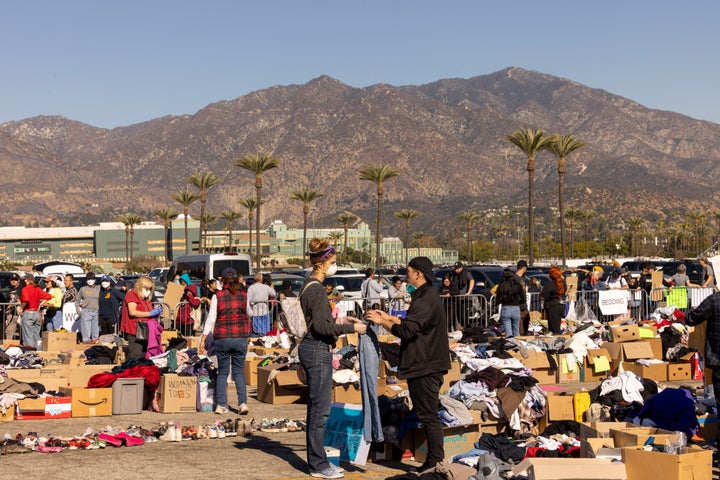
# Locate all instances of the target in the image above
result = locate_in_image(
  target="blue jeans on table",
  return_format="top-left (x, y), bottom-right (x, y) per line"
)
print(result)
top-left (21, 310), bottom-right (42, 348)
top-left (80, 309), bottom-right (99, 342)
top-left (501, 305), bottom-right (521, 338)
top-left (298, 337), bottom-right (333, 473)
top-left (214, 337), bottom-right (248, 408)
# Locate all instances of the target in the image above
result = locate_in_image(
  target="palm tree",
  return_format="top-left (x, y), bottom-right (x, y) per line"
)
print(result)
top-left (547, 134), bottom-right (587, 268)
top-left (580, 209), bottom-right (596, 258)
top-left (505, 128), bottom-right (557, 266)
top-left (458, 211), bottom-right (481, 262)
top-left (328, 231), bottom-right (344, 249)
top-left (565, 208), bottom-right (582, 258)
top-left (290, 187), bottom-right (323, 267)
top-left (628, 217), bottom-right (646, 256)
top-left (394, 209), bottom-right (420, 265)
top-left (154, 207), bottom-right (179, 265)
top-left (118, 213), bottom-right (143, 264)
top-left (172, 190), bottom-right (200, 254)
top-left (235, 152), bottom-right (282, 270)
top-left (199, 213), bottom-right (217, 252)
top-left (239, 197), bottom-right (258, 259)
top-left (188, 171), bottom-right (221, 253)
top-left (411, 231), bottom-right (426, 248)
top-left (359, 163), bottom-right (400, 268)
top-left (335, 212), bottom-right (357, 265)
top-left (220, 210), bottom-right (242, 252)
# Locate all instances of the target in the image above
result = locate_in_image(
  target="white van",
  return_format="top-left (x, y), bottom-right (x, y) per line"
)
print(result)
top-left (168, 253), bottom-right (254, 284)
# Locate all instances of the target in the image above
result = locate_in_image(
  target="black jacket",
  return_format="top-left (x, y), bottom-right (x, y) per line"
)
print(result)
top-left (391, 282), bottom-right (450, 379)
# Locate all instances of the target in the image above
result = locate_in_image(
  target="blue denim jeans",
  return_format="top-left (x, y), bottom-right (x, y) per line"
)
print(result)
top-left (298, 337), bottom-right (333, 473)
top-left (45, 310), bottom-right (63, 331)
top-left (80, 309), bottom-right (99, 342)
top-left (214, 337), bottom-right (248, 408)
top-left (21, 310), bottom-right (42, 349)
top-left (500, 305), bottom-right (521, 338)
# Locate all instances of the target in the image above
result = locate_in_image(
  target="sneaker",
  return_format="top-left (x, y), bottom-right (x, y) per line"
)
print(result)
top-left (216, 422), bottom-right (226, 439)
top-left (309, 466), bottom-right (344, 479)
top-left (224, 419), bottom-right (237, 437)
top-left (208, 424), bottom-right (218, 439)
top-left (215, 405), bottom-right (230, 415)
top-left (239, 403), bottom-right (249, 415)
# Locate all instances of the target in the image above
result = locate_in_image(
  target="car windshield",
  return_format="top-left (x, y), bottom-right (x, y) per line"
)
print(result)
top-left (332, 277), bottom-right (364, 292)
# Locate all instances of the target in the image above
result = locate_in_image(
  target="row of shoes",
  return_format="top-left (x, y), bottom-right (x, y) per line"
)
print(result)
top-left (154, 419), bottom-right (255, 441)
top-left (3, 426), bottom-right (152, 454)
top-left (259, 418), bottom-right (306, 433)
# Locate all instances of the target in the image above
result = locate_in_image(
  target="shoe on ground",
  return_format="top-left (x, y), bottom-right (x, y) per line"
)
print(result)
top-left (215, 405), bottom-right (230, 415)
top-left (309, 466), bottom-right (344, 479)
top-left (239, 403), bottom-right (249, 415)
top-left (412, 461), bottom-right (437, 473)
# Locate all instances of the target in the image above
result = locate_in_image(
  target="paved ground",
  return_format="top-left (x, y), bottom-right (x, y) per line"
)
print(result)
top-left (1, 380), bottom-right (712, 480)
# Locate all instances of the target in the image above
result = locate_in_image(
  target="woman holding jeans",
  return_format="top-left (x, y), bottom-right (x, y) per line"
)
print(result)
top-left (199, 267), bottom-right (251, 415)
top-left (497, 269), bottom-right (526, 338)
top-left (299, 238), bottom-right (366, 479)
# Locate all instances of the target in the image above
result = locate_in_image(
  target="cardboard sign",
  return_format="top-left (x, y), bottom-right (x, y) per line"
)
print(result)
top-left (324, 402), bottom-right (370, 466)
top-left (164, 282), bottom-right (186, 316)
top-left (650, 271), bottom-right (664, 301)
top-left (597, 290), bottom-right (628, 315)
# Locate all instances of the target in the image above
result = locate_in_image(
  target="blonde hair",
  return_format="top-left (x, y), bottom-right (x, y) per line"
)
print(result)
top-left (133, 276), bottom-right (154, 296)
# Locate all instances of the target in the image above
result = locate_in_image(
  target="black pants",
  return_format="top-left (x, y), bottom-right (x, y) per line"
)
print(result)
top-left (545, 300), bottom-right (564, 334)
top-left (713, 369), bottom-right (720, 433)
top-left (99, 316), bottom-right (115, 336)
top-left (123, 332), bottom-right (145, 360)
top-left (407, 373), bottom-right (445, 465)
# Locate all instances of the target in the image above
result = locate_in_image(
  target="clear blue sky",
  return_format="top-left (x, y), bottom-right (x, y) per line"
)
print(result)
top-left (2, 0), bottom-right (718, 129)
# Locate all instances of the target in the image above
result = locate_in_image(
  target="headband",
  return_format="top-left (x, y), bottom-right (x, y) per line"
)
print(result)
top-left (309, 246), bottom-right (336, 261)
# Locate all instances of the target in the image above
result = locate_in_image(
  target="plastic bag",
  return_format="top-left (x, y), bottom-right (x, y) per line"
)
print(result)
top-left (567, 296), bottom-right (598, 323)
top-left (664, 431), bottom-right (687, 454)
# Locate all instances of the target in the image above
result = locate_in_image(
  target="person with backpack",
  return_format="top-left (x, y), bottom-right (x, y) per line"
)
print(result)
top-left (298, 238), bottom-right (366, 479)
top-left (198, 267), bottom-right (251, 416)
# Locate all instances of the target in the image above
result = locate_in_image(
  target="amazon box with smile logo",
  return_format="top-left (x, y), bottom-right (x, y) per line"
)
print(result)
top-left (60, 387), bottom-right (113, 417)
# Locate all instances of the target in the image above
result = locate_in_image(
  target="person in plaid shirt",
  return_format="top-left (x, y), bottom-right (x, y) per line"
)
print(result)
top-left (199, 267), bottom-right (251, 415)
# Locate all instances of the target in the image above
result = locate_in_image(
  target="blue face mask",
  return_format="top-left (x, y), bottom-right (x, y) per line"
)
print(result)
top-left (406, 284), bottom-right (417, 293)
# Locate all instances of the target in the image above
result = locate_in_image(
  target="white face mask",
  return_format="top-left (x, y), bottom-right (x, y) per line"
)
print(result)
top-left (86, 279), bottom-right (96, 286)
top-left (141, 288), bottom-right (152, 299)
top-left (101, 281), bottom-right (111, 289)
top-left (325, 263), bottom-right (338, 277)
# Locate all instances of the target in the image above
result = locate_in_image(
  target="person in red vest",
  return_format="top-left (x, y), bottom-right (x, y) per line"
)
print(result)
top-left (19, 273), bottom-right (52, 348)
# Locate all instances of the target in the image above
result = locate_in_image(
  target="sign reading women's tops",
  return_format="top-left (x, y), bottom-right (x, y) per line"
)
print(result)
top-left (597, 289), bottom-right (628, 315)
top-left (324, 402), bottom-right (371, 465)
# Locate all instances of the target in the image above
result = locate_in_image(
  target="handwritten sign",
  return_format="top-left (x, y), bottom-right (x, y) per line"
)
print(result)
top-left (324, 402), bottom-right (370, 465)
top-left (597, 290), bottom-right (628, 315)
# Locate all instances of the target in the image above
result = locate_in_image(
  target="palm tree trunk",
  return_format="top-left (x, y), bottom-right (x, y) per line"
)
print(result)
top-left (559, 172), bottom-right (566, 268)
top-left (528, 167), bottom-right (535, 266)
top-left (585, 220), bottom-right (590, 258)
top-left (343, 227), bottom-right (349, 265)
top-left (130, 227), bottom-right (135, 262)
top-left (302, 211), bottom-right (308, 267)
top-left (184, 210), bottom-right (189, 254)
top-left (228, 225), bottom-right (233, 253)
top-left (404, 220), bottom-right (410, 265)
top-left (125, 228), bottom-right (129, 264)
top-left (248, 214), bottom-right (253, 260)
top-left (199, 195), bottom-right (206, 253)
top-left (375, 190), bottom-right (382, 268)
top-left (163, 223), bottom-right (170, 265)
top-left (255, 185), bottom-right (262, 271)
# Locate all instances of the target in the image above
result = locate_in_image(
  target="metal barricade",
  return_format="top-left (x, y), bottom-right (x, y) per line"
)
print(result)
top-left (440, 294), bottom-right (492, 331)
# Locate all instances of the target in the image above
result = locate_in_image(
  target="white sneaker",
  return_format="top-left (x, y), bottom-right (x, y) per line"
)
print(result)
top-left (215, 405), bottom-right (230, 415)
top-left (239, 403), bottom-right (249, 415)
top-left (310, 467), bottom-right (344, 479)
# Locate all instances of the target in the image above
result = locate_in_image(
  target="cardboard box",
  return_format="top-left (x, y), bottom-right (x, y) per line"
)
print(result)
top-left (60, 387), bottom-right (112, 417)
top-left (584, 348), bottom-right (614, 382)
top-left (440, 361), bottom-right (462, 393)
top-left (610, 426), bottom-right (675, 448)
top-left (512, 457), bottom-right (627, 479)
top-left (332, 384), bottom-right (362, 404)
top-left (412, 423), bottom-right (480, 463)
top-left (667, 363), bottom-right (691, 381)
top-left (256, 364), bottom-right (306, 404)
top-left (377, 380), bottom-right (409, 398)
top-left (41, 330), bottom-right (78, 351)
top-left (15, 395), bottom-right (72, 420)
top-left (609, 324), bottom-right (640, 343)
top-left (67, 364), bottom-right (112, 387)
top-left (580, 437), bottom-right (616, 458)
top-left (603, 341), bottom-right (655, 363)
top-left (0, 407), bottom-right (13, 422)
top-left (157, 374), bottom-right (197, 412)
top-left (511, 350), bottom-right (557, 384)
top-left (622, 446), bottom-right (711, 480)
top-left (161, 329), bottom-right (179, 346)
top-left (20, 376), bottom-right (69, 391)
top-left (244, 356), bottom-right (264, 387)
top-left (621, 361), bottom-right (668, 382)
top-left (644, 338), bottom-right (663, 360)
top-left (580, 421), bottom-right (633, 439)
top-left (545, 392), bottom-right (576, 421)
top-left (5, 366), bottom-right (69, 382)
top-left (556, 352), bottom-right (584, 383)
top-left (250, 345), bottom-right (289, 356)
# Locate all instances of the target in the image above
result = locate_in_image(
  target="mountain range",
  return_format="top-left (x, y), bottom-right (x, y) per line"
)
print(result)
top-left (2, 67), bottom-right (720, 241)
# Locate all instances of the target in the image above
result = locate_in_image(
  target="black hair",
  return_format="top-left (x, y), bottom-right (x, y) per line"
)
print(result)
top-left (496, 269), bottom-right (524, 304)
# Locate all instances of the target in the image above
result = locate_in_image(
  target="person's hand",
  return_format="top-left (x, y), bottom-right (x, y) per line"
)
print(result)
top-left (365, 309), bottom-right (384, 325)
top-left (198, 341), bottom-right (206, 356)
top-left (148, 307), bottom-right (162, 318)
top-left (353, 322), bottom-right (367, 334)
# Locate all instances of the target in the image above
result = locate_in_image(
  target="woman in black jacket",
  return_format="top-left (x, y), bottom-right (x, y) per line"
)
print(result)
top-left (496, 269), bottom-right (526, 338)
top-left (541, 266), bottom-right (566, 334)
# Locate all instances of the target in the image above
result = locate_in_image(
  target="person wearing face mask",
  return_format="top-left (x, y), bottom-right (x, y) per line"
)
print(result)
top-left (43, 275), bottom-right (64, 332)
top-left (120, 276), bottom-right (161, 360)
top-left (98, 275), bottom-right (125, 336)
top-left (198, 267), bottom-right (251, 415)
top-left (299, 238), bottom-right (366, 479)
top-left (76, 272), bottom-right (101, 342)
top-left (366, 257), bottom-right (450, 474)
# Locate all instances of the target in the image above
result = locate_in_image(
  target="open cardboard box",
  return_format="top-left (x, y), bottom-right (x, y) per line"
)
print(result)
top-left (622, 445), bottom-right (711, 480)
top-left (584, 348), bottom-right (613, 382)
top-left (609, 324), bottom-right (640, 343)
top-left (511, 457), bottom-right (627, 479)
top-left (610, 426), bottom-right (675, 448)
